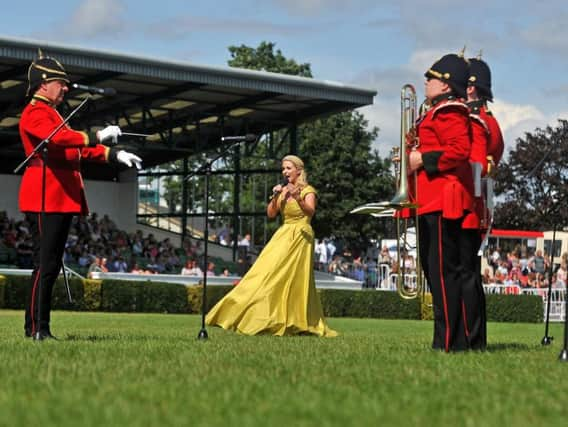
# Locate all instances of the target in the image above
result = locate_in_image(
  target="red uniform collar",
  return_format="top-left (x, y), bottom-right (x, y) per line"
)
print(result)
top-left (31, 94), bottom-right (55, 107)
top-left (467, 100), bottom-right (486, 114)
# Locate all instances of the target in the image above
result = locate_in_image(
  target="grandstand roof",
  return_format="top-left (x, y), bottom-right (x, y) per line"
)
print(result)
top-left (0, 36), bottom-right (376, 180)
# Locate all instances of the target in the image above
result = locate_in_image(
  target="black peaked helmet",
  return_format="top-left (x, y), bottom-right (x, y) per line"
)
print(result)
top-left (424, 53), bottom-right (469, 99)
top-left (468, 57), bottom-right (493, 101)
top-left (27, 49), bottom-right (70, 95)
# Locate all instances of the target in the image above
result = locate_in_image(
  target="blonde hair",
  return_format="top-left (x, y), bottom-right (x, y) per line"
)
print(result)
top-left (282, 154), bottom-right (308, 189)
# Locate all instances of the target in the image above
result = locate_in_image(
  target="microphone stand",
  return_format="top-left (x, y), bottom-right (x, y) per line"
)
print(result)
top-left (559, 225), bottom-right (568, 362)
top-left (184, 138), bottom-right (244, 340)
top-left (61, 255), bottom-right (73, 304)
top-left (559, 282), bottom-right (568, 361)
top-left (523, 143), bottom-right (562, 349)
top-left (529, 141), bottom-right (568, 361)
top-left (541, 222), bottom-right (557, 345)
top-left (14, 96), bottom-right (91, 339)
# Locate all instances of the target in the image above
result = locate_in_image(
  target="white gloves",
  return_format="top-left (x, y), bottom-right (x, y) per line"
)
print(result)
top-left (116, 150), bottom-right (142, 170)
top-left (97, 125), bottom-right (122, 145)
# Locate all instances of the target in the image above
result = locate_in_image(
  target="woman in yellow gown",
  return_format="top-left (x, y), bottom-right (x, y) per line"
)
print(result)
top-left (206, 155), bottom-right (337, 337)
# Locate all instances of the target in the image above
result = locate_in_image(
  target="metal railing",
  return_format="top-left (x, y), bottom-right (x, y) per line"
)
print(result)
top-left (375, 264), bottom-right (566, 322)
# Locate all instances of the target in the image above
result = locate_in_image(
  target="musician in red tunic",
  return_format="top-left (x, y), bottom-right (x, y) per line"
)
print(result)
top-left (461, 57), bottom-right (505, 350)
top-left (407, 53), bottom-right (475, 351)
top-left (20, 53), bottom-right (142, 340)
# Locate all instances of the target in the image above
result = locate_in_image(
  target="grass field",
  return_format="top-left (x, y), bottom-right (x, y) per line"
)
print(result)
top-left (1, 310), bottom-right (567, 427)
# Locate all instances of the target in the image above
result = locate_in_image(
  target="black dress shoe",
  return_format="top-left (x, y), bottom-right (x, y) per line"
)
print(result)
top-left (25, 329), bottom-right (32, 338)
top-left (32, 331), bottom-right (58, 341)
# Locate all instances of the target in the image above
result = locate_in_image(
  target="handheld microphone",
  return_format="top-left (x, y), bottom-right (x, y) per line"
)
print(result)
top-left (270, 177), bottom-right (289, 200)
top-left (72, 83), bottom-right (117, 97)
top-left (220, 134), bottom-right (257, 143)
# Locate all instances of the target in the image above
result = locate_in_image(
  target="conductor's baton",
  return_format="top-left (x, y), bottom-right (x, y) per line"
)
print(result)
top-left (121, 132), bottom-right (151, 138)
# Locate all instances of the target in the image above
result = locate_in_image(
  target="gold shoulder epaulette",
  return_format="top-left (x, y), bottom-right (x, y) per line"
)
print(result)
top-left (432, 100), bottom-right (468, 116)
top-left (470, 113), bottom-right (490, 134)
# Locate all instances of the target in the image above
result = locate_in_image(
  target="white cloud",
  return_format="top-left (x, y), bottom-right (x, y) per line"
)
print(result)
top-left (491, 99), bottom-right (547, 153)
top-left (491, 99), bottom-right (544, 135)
top-left (485, 99), bottom-right (568, 158)
top-left (407, 49), bottom-right (448, 75)
top-left (352, 49), bottom-right (440, 159)
top-left (273, 0), bottom-right (329, 14)
top-left (270, 0), bottom-right (378, 16)
top-left (520, 12), bottom-right (568, 51)
top-left (144, 15), bottom-right (312, 40)
top-left (36, 0), bottom-right (126, 40)
top-left (70, 0), bottom-right (125, 37)
top-left (358, 101), bottom-right (400, 158)
top-left (358, 94), bottom-right (568, 163)
top-left (350, 46), bottom-right (568, 165)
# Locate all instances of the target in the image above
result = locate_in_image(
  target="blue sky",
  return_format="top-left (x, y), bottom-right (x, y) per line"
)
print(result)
top-left (3, 0), bottom-right (568, 156)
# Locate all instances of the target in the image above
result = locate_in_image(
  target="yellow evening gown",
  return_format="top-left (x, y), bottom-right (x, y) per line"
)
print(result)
top-left (205, 185), bottom-right (337, 337)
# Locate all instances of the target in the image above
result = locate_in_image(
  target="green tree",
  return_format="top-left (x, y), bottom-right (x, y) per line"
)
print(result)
top-left (494, 119), bottom-right (568, 230)
top-left (154, 155), bottom-right (234, 237)
top-left (300, 112), bottom-right (393, 249)
top-left (228, 42), bottom-right (312, 77)
top-left (228, 42), bottom-right (394, 252)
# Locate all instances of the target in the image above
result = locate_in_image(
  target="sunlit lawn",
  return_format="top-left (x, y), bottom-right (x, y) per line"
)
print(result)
top-left (1, 310), bottom-right (567, 427)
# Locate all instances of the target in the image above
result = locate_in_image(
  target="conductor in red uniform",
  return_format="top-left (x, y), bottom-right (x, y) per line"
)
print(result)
top-left (407, 53), bottom-right (475, 352)
top-left (20, 52), bottom-right (142, 340)
top-left (461, 57), bottom-right (505, 350)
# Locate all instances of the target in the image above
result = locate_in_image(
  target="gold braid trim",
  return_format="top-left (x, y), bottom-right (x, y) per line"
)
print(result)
top-left (32, 63), bottom-right (68, 77)
top-left (427, 69), bottom-right (451, 80)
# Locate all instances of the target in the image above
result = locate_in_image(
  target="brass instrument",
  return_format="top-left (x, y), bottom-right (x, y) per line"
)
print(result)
top-left (350, 84), bottom-right (427, 300)
top-left (391, 84), bottom-right (424, 299)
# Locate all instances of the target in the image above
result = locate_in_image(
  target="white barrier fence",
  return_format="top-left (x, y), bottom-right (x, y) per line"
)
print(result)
top-left (0, 268), bottom-right (363, 291)
top-left (377, 266), bottom-right (566, 322)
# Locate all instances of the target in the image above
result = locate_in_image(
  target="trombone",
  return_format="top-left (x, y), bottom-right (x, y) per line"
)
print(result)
top-left (389, 84), bottom-right (425, 300)
top-left (350, 84), bottom-right (427, 300)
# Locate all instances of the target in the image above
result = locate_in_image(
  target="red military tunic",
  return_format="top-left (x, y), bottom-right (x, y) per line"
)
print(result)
top-left (412, 99), bottom-right (474, 218)
top-left (469, 114), bottom-right (489, 174)
top-left (18, 95), bottom-right (110, 215)
top-left (462, 105), bottom-right (504, 230)
top-left (482, 107), bottom-right (504, 167)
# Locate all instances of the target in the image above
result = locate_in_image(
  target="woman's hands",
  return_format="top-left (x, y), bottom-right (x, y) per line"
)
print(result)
top-left (267, 184), bottom-right (315, 218)
top-left (271, 183), bottom-right (285, 196)
top-left (281, 184), bottom-right (301, 201)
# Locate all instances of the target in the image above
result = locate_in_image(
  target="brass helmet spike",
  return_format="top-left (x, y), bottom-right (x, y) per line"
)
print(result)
top-left (477, 49), bottom-right (483, 60)
top-left (459, 46), bottom-right (470, 64)
top-left (37, 48), bottom-right (44, 59)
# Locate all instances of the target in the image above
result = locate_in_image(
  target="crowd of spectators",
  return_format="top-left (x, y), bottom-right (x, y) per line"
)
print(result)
top-left (315, 238), bottom-right (379, 287)
top-left (326, 239), bottom-right (568, 291)
top-left (5, 210), bottom-right (565, 290)
top-left (483, 246), bottom-right (567, 289)
top-left (319, 239), bottom-right (568, 292)
top-left (1, 209), bottom-right (397, 287)
top-left (0, 211), bottom-right (238, 277)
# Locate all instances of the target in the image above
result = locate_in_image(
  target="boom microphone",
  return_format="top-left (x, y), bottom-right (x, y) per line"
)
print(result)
top-left (220, 134), bottom-right (257, 143)
top-left (72, 83), bottom-right (116, 97)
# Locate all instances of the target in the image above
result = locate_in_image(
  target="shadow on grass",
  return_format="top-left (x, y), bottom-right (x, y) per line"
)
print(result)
top-left (487, 342), bottom-right (532, 352)
top-left (64, 334), bottom-right (164, 342)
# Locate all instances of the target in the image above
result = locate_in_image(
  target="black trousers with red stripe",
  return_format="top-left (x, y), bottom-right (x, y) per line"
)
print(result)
top-left (461, 229), bottom-right (487, 350)
top-left (24, 212), bottom-right (73, 334)
top-left (418, 213), bottom-right (473, 352)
